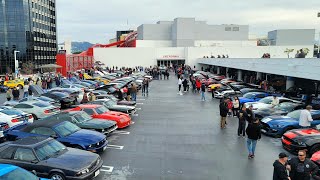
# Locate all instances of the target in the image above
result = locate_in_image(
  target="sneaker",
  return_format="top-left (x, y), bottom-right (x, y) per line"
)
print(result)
top-left (248, 154), bottom-right (252, 159)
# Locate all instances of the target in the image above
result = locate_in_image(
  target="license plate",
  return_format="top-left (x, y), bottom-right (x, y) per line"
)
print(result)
top-left (103, 146), bottom-right (107, 151)
top-left (94, 170), bottom-right (100, 177)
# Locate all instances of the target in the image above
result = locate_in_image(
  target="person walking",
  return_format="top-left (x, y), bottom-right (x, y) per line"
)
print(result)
top-left (23, 83), bottom-right (29, 98)
top-left (201, 82), bottom-right (206, 101)
top-left (238, 105), bottom-right (249, 137)
top-left (273, 152), bottom-right (290, 180)
top-left (227, 98), bottom-right (233, 116)
top-left (232, 96), bottom-right (240, 117)
top-left (196, 79), bottom-right (201, 93)
top-left (246, 118), bottom-right (261, 158)
top-left (288, 149), bottom-right (319, 180)
top-left (131, 83), bottom-right (137, 101)
top-left (182, 78), bottom-right (188, 92)
top-left (178, 77), bottom-right (183, 95)
top-left (12, 87), bottom-right (20, 101)
top-left (299, 105), bottom-right (313, 128)
top-left (219, 99), bottom-right (229, 129)
top-left (246, 105), bottom-right (255, 124)
top-left (6, 88), bottom-right (12, 101)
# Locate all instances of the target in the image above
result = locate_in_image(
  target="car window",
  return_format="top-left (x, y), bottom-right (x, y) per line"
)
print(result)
top-left (35, 140), bottom-right (66, 161)
top-left (13, 148), bottom-right (37, 162)
top-left (54, 121), bottom-right (81, 137)
top-left (83, 108), bottom-right (95, 115)
top-left (0, 146), bottom-right (17, 159)
top-left (31, 127), bottom-right (56, 136)
top-left (0, 167), bottom-right (38, 180)
top-left (14, 104), bottom-right (33, 108)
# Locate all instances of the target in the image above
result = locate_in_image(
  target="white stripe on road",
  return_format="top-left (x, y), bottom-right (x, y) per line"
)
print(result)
top-left (100, 166), bottom-right (114, 173)
top-left (137, 99), bottom-right (146, 101)
top-left (132, 114), bottom-right (139, 117)
top-left (136, 103), bottom-right (144, 105)
top-left (113, 130), bottom-right (130, 135)
top-left (136, 108), bottom-right (142, 110)
top-left (131, 121), bottom-right (135, 125)
top-left (107, 145), bottom-right (124, 150)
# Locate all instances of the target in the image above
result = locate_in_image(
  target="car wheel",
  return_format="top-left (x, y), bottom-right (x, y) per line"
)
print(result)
top-left (32, 114), bottom-right (38, 120)
top-left (310, 144), bottom-right (320, 155)
top-left (50, 172), bottom-right (65, 180)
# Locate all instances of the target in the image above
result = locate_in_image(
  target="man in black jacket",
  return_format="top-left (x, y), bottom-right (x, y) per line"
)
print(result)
top-left (238, 105), bottom-right (249, 137)
top-left (246, 118), bottom-right (261, 158)
top-left (273, 152), bottom-right (290, 180)
top-left (219, 99), bottom-right (229, 129)
top-left (12, 87), bottom-right (20, 100)
top-left (246, 105), bottom-right (255, 123)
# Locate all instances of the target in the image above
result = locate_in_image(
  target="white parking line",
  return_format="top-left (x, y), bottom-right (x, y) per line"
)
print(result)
top-left (136, 108), bottom-right (142, 110)
top-left (132, 114), bottom-right (139, 117)
top-left (131, 121), bottom-right (135, 125)
top-left (137, 99), bottom-right (146, 101)
top-left (114, 130), bottom-right (130, 135)
top-left (136, 102), bottom-right (144, 105)
top-left (100, 166), bottom-right (114, 173)
top-left (107, 144), bottom-right (124, 150)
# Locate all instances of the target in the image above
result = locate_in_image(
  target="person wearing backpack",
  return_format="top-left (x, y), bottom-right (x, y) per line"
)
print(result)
top-left (201, 82), bottom-right (206, 101)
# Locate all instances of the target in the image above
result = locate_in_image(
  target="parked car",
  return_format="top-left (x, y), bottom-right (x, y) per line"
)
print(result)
top-left (61, 83), bottom-right (89, 92)
top-left (0, 164), bottom-right (49, 180)
top-left (245, 96), bottom-right (302, 111)
top-left (261, 110), bottom-right (320, 137)
top-left (68, 104), bottom-right (131, 128)
top-left (239, 88), bottom-right (265, 95)
top-left (239, 92), bottom-right (270, 104)
top-left (5, 120), bottom-right (108, 152)
top-left (42, 91), bottom-right (76, 109)
top-left (92, 91), bottom-right (136, 106)
top-left (12, 101), bottom-right (59, 120)
top-left (0, 122), bottom-right (9, 142)
top-left (3, 79), bottom-right (24, 89)
top-left (0, 106), bottom-right (34, 127)
top-left (254, 102), bottom-right (304, 119)
top-left (89, 99), bottom-right (136, 115)
top-left (0, 137), bottom-right (103, 180)
top-left (41, 111), bottom-right (118, 135)
top-left (4, 96), bottom-right (58, 107)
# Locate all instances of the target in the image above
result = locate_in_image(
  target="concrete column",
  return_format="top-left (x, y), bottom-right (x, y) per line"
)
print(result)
top-left (256, 72), bottom-right (262, 80)
top-left (286, 76), bottom-right (295, 90)
top-left (226, 68), bottom-right (229, 78)
top-left (237, 70), bottom-right (242, 81)
top-left (217, 67), bottom-right (220, 74)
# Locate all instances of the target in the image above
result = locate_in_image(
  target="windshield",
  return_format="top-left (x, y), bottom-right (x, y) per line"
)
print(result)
top-left (258, 97), bottom-right (273, 104)
top-left (243, 93), bottom-right (255, 99)
top-left (54, 121), bottom-right (81, 137)
top-left (38, 97), bottom-right (52, 102)
top-left (35, 139), bottom-right (66, 161)
top-left (287, 110), bottom-right (302, 119)
top-left (95, 106), bottom-right (109, 114)
top-left (0, 168), bottom-right (39, 180)
top-left (106, 100), bottom-right (117, 106)
top-left (275, 103), bottom-right (295, 111)
top-left (33, 102), bottom-right (50, 108)
top-left (0, 109), bottom-right (23, 115)
top-left (73, 112), bottom-right (92, 122)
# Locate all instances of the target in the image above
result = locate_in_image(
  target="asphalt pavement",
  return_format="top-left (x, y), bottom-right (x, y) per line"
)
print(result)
top-left (95, 75), bottom-right (285, 180)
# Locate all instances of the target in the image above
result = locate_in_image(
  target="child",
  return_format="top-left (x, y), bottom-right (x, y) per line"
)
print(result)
top-left (227, 98), bottom-right (233, 116)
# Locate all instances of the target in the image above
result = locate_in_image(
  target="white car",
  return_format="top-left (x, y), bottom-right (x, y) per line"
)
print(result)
top-left (0, 106), bottom-right (34, 127)
top-left (214, 88), bottom-right (241, 98)
top-left (12, 100), bottom-right (60, 120)
top-left (244, 96), bottom-right (301, 110)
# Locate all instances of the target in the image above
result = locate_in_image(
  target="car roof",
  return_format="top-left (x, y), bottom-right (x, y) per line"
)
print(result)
top-left (18, 100), bottom-right (39, 105)
top-left (21, 120), bottom-right (66, 132)
top-left (2, 137), bottom-right (50, 148)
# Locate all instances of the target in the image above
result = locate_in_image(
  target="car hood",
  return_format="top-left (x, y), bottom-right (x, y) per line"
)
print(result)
top-left (79, 119), bottom-right (116, 129)
top-left (45, 148), bottom-right (99, 171)
top-left (105, 111), bottom-right (127, 116)
top-left (66, 129), bottom-right (105, 145)
top-left (111, 105), bottom-right (134, 110)
top-left (261, 115), bottom-right (297, 124)
top-left (255, 108), bottom-right (286, 115)
top-left (240, 98), bottom-right (253, 103)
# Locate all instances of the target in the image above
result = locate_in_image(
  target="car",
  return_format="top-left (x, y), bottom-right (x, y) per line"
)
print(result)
top-left (0, 164), bottom-right (49, 180)
top-left (13, 101), bottom-right (59, 120)
top-left (261, 110), bottom-right (320, 137)
top-left (5, 120), bottom-right (108, 152)
top-left (41, 111), bottom-right (118, 135)
top-left (207, 83), bottom-right (225, 92)
top-left (282, 125), bottom-right (320, 155)
top-left (0, 106), bottom-right (34, 127)
top-left (74, 82), bottom-right (96, 91)
top-left (0, 122), bottom-right (9, 142)
top-left (213, 86), bottom-right (242, 98)
top-left (0, 137), bottom-right (103, 180)
top-left (89, 99), bottom-right (136, 115)
top-left (92, 91), bottom-right (136, 106)
top-left (239, 88), bottom-right (265, 95)
top-left (42, 91), bottom-right (76, 109)
top-left (254, 102), bottom-right (305, 119)
top-left (3, 79), bottom-right (24, 89)
top-left (0, 81), bottom-right (8, 92)
top-left (68, 104), bottom-right (131, 128)
top-left (245, 96), bottom-right (302, 111)
top-left (239, 92), bottom-right (270, 104)
top-left (61, 83), bottom-right (89, 92)
top-left (4, 96), bottom-right (58, 107)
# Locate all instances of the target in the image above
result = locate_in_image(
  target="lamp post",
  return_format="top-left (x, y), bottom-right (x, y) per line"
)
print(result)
top-left (14, 50), bottom-right (20, 79)
top-left (318, 12), bottom-right (320, 56)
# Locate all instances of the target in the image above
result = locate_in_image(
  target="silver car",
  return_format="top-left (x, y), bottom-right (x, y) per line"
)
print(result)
top-left (13, 100), bottom-right (60, 120)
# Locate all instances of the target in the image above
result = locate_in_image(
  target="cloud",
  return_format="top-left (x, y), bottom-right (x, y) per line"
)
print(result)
top-left (56, 0), bottom-right (320, 43)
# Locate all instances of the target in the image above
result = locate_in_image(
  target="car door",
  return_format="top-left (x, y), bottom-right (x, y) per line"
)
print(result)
top-left (0, 146), bottom-right (17, 165)
top-left (11, 147), bottom-right (40, 172)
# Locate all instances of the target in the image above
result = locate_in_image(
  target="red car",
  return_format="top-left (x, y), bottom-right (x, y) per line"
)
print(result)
top-left (67, 104), bottom-right (131, 128)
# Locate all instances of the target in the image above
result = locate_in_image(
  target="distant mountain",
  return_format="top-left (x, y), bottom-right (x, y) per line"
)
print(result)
top-left (59, 41), bottom-right (94, 53)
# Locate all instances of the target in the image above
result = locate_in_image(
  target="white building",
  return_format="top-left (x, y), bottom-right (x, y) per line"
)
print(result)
top-left (94, 18), bottom-right (315, 70)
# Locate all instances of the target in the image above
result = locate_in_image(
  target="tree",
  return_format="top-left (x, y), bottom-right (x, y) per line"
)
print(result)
top-left (21, 61), bottom-right (35, 74)
top-left (284, 48), bottom-right (294, 58)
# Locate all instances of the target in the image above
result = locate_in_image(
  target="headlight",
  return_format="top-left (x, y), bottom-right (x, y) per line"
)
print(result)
top-left (76, 168), bottom-right (89, 176)
top-left (101, 129), bottom-right (105, 133)
top-left (88, 145), bottom-right (92, 148)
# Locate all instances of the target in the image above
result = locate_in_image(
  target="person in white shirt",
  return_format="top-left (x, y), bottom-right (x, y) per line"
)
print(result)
top-left (271, 96), bottom-right (280, 107)
top-left (178, 77), bottom-right (183, 95)
top-left (299, 105), bottom-right (313, 127)
top-left (23, 83), bottom-right (29, 98)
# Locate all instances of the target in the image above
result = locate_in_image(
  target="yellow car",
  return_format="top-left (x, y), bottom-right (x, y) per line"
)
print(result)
top-left (95, 77), bottom-right (110, 84)
top-left (4, 79), bottom-right (24, 89)
top-left (208, 83), bottom-right (224, 92)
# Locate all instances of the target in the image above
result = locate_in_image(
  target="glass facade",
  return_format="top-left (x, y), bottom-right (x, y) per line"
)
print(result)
top-left (0, 0), bottom-right (57, 74)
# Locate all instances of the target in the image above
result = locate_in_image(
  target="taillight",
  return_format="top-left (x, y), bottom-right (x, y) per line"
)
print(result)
top-left (11, 119), bottom-right (19, 123)
top-left (29, 115), bottom-right (33, 119)
top-left (44, 110), bottom-right (50, 113)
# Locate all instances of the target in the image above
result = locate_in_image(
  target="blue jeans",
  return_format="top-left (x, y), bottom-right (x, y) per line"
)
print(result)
top-left (201, 91), bottom-right (205, 100)
top-left (131, 92), bottom-right (136, 101)
top-left (247, 138), bottom-right (257, 155)
top-left (23, 92), bottom-right (28, 98)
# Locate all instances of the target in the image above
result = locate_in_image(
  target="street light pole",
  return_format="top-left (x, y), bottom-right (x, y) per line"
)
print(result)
top-left (14, 50), bottom-right (20, 79)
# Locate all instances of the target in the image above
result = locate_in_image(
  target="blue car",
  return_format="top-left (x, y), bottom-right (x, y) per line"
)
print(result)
top-left (260, 110), bottom-right (320, 137)
top-left (0, 164), bottom-right (49, 180)
top-left (239, 92), bottom-right (269, 104)
top-left (5, 120), bottom-right (108, 153)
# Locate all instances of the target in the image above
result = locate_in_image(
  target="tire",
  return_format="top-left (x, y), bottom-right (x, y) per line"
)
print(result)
top-left (50, 172), bottom-right (65, 180)
top-left (32, 114), bottom-right (38, 121)
top-left (310, 144), bottom-right (320, 155)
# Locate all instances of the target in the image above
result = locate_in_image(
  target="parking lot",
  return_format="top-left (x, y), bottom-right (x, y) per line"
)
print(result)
top-left (95, 75), bottom-right (284, 180)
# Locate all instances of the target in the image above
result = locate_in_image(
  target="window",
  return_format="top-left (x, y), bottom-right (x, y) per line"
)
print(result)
top-left (13, 148), bottom-right (37, 162)
top-left (232, 27), bottom-right (240, 31)
top-left (30, 127), bottom-right (56, 136)
top-left (225, 27), bottom-right (231, 31)
top-left (0, 146), bottom-right (17, 159)
top-left (83, 108), bottom-right (94, 115)
top-left (14, 104), bottom-right (33, 109)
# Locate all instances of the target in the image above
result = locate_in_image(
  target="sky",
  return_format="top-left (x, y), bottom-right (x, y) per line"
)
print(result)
top-left (56, 0), bottom-right (320, 44)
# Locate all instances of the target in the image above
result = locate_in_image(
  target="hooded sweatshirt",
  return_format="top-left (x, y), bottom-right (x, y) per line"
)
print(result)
top-left (273, 160), bottom-right (289, 180)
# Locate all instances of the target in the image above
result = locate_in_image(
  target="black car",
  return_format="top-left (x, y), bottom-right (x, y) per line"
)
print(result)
top-left (92, 90), bottom-right (136, 106)
top-left (42, 91), bottom-right (76, 109)
top-left (254, 102), bottom-right (305, 119)
top-left (89, 99), bottom-right (136, 115)
top-left (0, 137), bottom-right (103, 180)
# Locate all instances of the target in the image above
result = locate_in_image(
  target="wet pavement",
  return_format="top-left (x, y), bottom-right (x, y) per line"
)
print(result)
top-left (97, 75), bottom-right (285, 180)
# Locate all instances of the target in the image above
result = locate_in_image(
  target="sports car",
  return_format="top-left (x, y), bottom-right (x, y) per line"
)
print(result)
top-left (89, 99), bottom-right (136, 115)
top-left (245, 96), bottom-right (302, 111)
top-left (68, 104), bottom-right (131, 128)
top-left (0, 164), bottom-right (49, 180)
top-left (92, 91), bottom-right (136, 106)
top-left (3, 96), bottom-right (58, 107)
top-left (0, 122), bottom-right (9, 142)
top-left (13, 101), bottom-right (59, 120)
top-left (0, 137), bottom-right (103, 180)
top-left (239, 92), bottom-right (270, 104)
top-left (0, 106), bottom-right (34, 127)
top-left (42, 91), bottom-right (76, 109)
top-left (5, 120), bottom-right (107, 152)
top-left (3, 79), bottom-right (24, 89)
top-left (261, 110), bottom-right (320, 137)
top-left (254, 102), bottom-right (304, 119)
